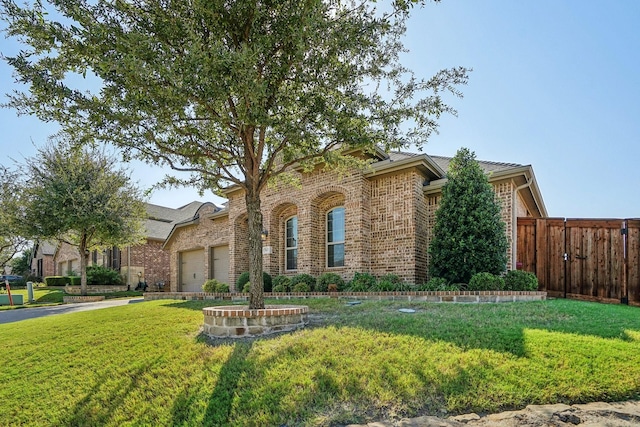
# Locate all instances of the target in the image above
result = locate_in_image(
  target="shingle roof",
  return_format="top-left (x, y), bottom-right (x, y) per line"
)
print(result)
top-left (145, 201), bottom-right (211, 240)
top-left (39, 241), bottom-right (57, 256)
top-left (386, 151), bottom-right (523, 175)
top-left (428, 155), bottom-right (523, 174)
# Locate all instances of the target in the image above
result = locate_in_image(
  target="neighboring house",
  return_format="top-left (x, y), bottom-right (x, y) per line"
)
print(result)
top-left (30, 240), bottom-right (56, 279)
top-left (164, 150), bottom-right (547, 292)
top-left (51, 201), bottom-right (211, 287)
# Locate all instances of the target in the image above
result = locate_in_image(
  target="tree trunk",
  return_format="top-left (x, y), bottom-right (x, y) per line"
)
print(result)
top-left (79, 236), bottom-right (88, 296)
top-left (245, 190), bottom-right (264, 309)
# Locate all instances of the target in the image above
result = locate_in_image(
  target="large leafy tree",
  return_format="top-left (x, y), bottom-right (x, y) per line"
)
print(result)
top-left (429, 147), bottom-right (508, 284)
top-left (0, 166), bottom-right (29, 270)
top-left (16, 136), bottom-right (146, 295)
top-left (1, 0), bottom-right (469, 308)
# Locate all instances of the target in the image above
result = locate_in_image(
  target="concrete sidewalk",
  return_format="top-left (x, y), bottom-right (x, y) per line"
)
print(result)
top-left (0, 298), bottom-right (145, 324)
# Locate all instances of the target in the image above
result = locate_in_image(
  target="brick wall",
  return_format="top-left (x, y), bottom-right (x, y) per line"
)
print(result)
top-left (53, 242), bottom-right (80, 275)
top-left (227, 167), bottom-right (372, 285)
top-left (120, 239), bottom-right (170, 287)
top-left (165, 215), bottom-right (230, 292)
top-left (369, 169), bottom-right (425, 283)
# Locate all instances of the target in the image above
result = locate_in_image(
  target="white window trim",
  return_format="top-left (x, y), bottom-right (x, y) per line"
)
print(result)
top-left (285, 215), bottom-right (298, 271)
top-left (326, 206), bottom-right (345, 268)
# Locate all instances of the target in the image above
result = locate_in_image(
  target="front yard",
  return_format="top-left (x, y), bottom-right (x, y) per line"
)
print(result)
top-left (1, 298), bottom-right (639, 426)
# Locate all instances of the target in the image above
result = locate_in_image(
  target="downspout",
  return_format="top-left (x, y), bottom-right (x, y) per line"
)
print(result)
top-left (512, 177), bottom-right (533, 270)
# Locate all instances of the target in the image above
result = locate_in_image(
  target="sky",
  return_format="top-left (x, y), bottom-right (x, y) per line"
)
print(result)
top-left (1, 0), bottom-right (639, 217)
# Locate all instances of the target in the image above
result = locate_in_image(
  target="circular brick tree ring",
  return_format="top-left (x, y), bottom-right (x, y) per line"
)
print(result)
top-left (203, 305), bottom-right (309, 338)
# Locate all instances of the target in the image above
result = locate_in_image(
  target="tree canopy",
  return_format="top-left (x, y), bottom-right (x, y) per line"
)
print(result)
top-left (428, 147), bottom-right (508, 284)
top-left (16, 135), bottom-right (147, 295)
top-left (0, 166), bottom-right (29, 269)
top-left (1, 0), bottom-right (469, 307)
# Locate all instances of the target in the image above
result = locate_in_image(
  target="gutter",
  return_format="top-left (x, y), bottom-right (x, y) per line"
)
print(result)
top-left (512, 177), bottom-right (533, 270)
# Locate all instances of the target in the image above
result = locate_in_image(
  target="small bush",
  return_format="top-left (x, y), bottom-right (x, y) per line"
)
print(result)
top-left (203, 279), bottom-right (229, 293)
top-left (504, 270), bottom-right (539, 291)
top-left (292, 282), bottom-right (311, 293)
top-left (69, 276), bottom-right (81, 286)
top-left (290, 274), bottom-right (316, 292)
top-left (468, 272), bottom-right (504, 291)
top-left (327, 284), bottom-right (338, 292)
top-left (372, 274), bottom-right (410, 292)
top-left (272, 275), bottom-right (292, 292)
top-left (242, 282), bottom-right (251, 293)
top-left (44, 276), bottom-right (68, 287)
top-left (236, 271), bottom-right (273, 292)
top-left (348, 272), bottom-right (376, 292)
top-left (272, 284), bottom-right (286, 293)
top-left (316, 272), bottom-right (345, 292)
top-left (87, 265), bottom-right (123, 285)
top-left (417, 277), bottom-right (446, 291)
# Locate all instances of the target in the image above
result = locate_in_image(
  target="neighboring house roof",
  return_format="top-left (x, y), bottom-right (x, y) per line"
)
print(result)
top-left (162, 202), bottom-right (223, 248)
top-left (37, 241), bottom-right (57, 256)
top-left (145, 202), bottom-right (215, 241)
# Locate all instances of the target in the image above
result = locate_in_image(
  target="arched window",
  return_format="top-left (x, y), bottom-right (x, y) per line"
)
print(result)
top-left (327, 207), bottom-right (345, 267)
top-left (285, 216), bottom-right (298, 270)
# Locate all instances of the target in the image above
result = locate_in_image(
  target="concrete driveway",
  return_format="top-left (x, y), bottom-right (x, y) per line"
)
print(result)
top-left (0, 298), bottom-right (145, 324)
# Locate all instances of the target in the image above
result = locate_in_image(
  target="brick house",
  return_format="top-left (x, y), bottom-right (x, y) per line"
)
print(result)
top-left (30, 240), bottom-right (56, 279)
top-left (49, 201), bottom-right (210, 287)
top-left (164, 150), bottom-right (547, 292)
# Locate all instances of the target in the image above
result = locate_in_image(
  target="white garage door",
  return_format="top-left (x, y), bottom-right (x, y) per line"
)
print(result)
top-left (180, 249), bottom-right (205, 292)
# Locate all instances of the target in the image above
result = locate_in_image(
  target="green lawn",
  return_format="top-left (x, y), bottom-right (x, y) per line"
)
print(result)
top-left (0, 288), bottom-right (144, 310)
top-left (1, 298), bottom-right (640, 426)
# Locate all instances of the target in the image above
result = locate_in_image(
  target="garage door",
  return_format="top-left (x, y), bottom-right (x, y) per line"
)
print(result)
top-left (210, 245), bottom-right (230, 285)
top-left (180, 249), bottom-right (204, 292)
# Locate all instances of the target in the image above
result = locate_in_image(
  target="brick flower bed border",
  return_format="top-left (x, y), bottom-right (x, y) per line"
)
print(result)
top-left (63, 295), bottom-right (106, 303)
top-left (203, 305), bottom-right (308, 338)
top-left (145, 290), bottom-right (546, 303)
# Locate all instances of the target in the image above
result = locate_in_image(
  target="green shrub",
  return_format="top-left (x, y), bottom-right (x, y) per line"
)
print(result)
top-left (429, 148), bottom-right (508, 283)
top-left (468, 272), bottom-right (504, 291)
top-left (290, 274), bottom-right (316, 292)
top-left (504, 270), bottom-right (538, 291)
top-left (242, 281), bottom-right (251, 293)
top-left (69, 276), bottom-right (81, 286)
top-left (292, 282), bottom-right (311, 293)
top-left (272, 275), bottom-right (291, 292)
top-left (202, 279), bottom-right (229, 293)
top-left (86, 265), bottom-right (123, 285)
top-left (44, 276), bottom-right (68, 286)
top-left (372, 274), bottom-right (409, 292)
top-left (236, 271), bottom-right (273, 292)
top-left (272, 284), bottom-right (286, 293)
top-left (416, 277), bottom-right (460, 291)
top-left (348, 272), bottom-right (376, 292)
top-left (316, 272), bottom-right (345, 292)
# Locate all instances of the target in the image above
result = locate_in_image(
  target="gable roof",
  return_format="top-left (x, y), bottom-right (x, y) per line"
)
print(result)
top-left (145, 201), bottom-right (214, 241)
top-left (162, 202), bottom-right (225, 248)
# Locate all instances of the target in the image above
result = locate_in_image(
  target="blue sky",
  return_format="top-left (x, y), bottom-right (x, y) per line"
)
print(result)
top-left (1, 0), bottom-right (639, 217)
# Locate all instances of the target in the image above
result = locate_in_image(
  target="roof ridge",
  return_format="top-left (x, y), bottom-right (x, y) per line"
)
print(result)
top-left (428, 154), bottom-right (522, 168)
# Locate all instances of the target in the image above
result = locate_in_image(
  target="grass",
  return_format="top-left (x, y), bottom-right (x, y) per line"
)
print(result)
top-left (0, 287), bottom-right (144, 310)
top-left (1, 298), bottom-right (640, 426)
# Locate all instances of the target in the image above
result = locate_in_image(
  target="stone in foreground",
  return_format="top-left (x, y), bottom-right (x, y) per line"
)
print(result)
top-left (203, 305), bottom-right (308, 338)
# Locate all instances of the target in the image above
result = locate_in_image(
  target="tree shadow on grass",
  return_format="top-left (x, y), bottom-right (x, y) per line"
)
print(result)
top-left (60, 356), bottom-right (164, 427)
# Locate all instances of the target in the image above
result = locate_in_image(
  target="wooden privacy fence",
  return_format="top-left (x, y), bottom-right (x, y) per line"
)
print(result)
top-left (517, 218), bottom-right (640, 306)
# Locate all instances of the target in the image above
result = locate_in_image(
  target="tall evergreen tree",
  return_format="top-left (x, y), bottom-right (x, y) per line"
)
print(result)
top-left (429, 147), bottom-right (508, 283)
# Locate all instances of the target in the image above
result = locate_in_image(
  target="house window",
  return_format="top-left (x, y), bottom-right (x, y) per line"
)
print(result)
top-left (285, 216), bottom-right (298, 270)
top-left (327, 207), bottom-right (345, 267)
